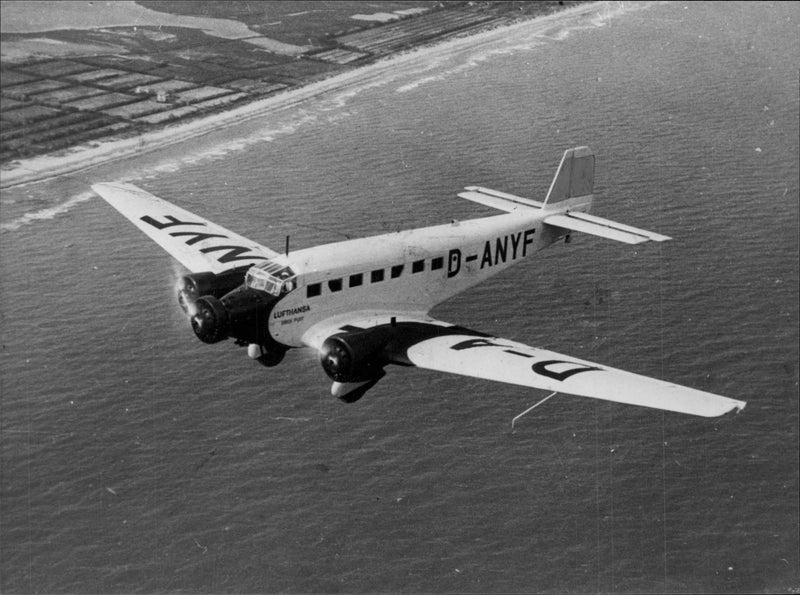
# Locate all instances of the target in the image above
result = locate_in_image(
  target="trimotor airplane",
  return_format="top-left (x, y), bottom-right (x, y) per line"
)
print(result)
top-left (92, 147), bottom-right (746, 417)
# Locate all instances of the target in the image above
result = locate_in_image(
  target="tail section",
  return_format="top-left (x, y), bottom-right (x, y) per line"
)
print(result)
top-left (543, 146), bottom-right (595, 208)
top-left (456, 146), bottom-right (670, 245)
top-left (540, 147), bottom-right (671, 244)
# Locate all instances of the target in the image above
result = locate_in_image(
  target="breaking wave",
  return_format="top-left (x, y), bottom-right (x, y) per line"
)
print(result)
top-left (395, 1), bottom-right (649, 94)
top-left (0, 190), bottom-right (94, 232)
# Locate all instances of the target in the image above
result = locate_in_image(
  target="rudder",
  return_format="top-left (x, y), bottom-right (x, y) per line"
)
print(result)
top-left (543, 146), bottom-right (594, 206)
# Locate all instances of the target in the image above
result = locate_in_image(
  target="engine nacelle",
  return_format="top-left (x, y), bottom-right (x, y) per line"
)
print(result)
top-left (177, 267), bottom-right (249, 313)
top-left (320, 327), bottom-right (396, 383)
top-left (190, 286), bottom-right (275, 345)
top-left (190, 295), bottom-right (230, 344)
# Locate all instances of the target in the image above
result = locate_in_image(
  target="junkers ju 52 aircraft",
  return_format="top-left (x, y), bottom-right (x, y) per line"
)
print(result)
top-left (93, 147), bottom-right (746, 417)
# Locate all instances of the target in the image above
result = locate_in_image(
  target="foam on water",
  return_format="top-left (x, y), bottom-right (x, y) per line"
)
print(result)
top-left (0, 190), bottom-right (94, 231)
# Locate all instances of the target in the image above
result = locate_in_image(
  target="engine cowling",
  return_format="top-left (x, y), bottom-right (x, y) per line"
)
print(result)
top-left (177, 267), bottom-right (249, 313)
top-left (190, 285), bottom-right (275, 345)
top-left (190, 295), bottom-right (230, 344)
top-left (320, 327), bottom-right (396, 383)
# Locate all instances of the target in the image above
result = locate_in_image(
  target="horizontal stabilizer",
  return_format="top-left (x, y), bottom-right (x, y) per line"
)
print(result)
top-left (459, 186), bottom-right (543, 212)
top-left (544, 212), bottom-right (671, 244)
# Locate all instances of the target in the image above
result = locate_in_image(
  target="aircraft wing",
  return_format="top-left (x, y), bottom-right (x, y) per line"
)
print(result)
top-left (399, 322), bottom-right (744, 417)
top-left (92, 182), bottom-right (280, 273)
top-left (307, 315), bottom-right (746, 417)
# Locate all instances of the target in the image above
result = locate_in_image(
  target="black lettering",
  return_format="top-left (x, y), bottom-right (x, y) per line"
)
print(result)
top-left (447, 249), bottom-right (461, 278)
top-left (522, 228), bottom-right (535, 257)
top-left (200, 245), bottom-right (270, 264)
top-left (495, 236), bottom-right (508, 265)
top-left (480, 241), bottom-right (493, 269)
top-left (451, 338), bottom-right (504, 351)
top-left (273, 305), bottom-right (310, 319)
top-left (170, 231), bottom-right (228, 245)
top-left (141, 215), bottom-right (205, 230)
top-left (504, 349), bottom-right (534, 358)
top-left (510, 232), bottom-right (522, 259)
top-left (531, 360), bottom-right (600, 382)
top-left (465, 254), bottom-right (478, 263)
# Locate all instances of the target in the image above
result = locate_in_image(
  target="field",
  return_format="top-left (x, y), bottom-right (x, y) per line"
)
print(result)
top-left (1, 1), bottom-right (578, 164)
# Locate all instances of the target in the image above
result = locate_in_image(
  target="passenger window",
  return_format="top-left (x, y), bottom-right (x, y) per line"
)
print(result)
top-left (431, 257), bottom-right (444, 270)
top-left (307, 283), bottom-right (321, 298)
top-left (328, 278), bottom-right (342, 292)
top-left (412, 260), bottom-right (424, 273)
top-left (349, 273), bottom-right (363, 287)
top-left (371, 269), bottom-right (384, 283)
top-left (391, 265), bottom-right (404, 279)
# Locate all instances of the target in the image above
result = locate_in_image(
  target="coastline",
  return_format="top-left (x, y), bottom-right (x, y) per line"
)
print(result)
top-left (0, 2), bottom-right (602, 190)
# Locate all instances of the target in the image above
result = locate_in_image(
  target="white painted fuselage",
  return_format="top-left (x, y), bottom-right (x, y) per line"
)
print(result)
top-left (270, 199), bottom-right (587, 348)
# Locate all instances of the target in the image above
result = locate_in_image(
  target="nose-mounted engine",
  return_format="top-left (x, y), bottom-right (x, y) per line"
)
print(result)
top-left (190, 286), bottom-right (273, 345)
top-left (176, 261), bottom-right (296, 352)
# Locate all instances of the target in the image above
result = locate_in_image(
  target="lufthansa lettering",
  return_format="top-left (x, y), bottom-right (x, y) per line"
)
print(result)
top-left (272, 305), bottom-right (311, 319)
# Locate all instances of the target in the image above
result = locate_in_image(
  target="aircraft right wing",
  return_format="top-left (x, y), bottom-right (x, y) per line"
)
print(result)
top-left (92, 182), bottom-right (280, 274)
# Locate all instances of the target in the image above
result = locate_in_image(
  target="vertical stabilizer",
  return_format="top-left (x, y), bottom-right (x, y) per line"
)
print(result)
top-left (543, 146), bottom-right (595, 206)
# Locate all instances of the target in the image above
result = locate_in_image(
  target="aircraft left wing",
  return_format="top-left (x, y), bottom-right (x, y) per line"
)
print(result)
top-left (92, 182), bottom-right (280, 273)
top-left (400, 324), bottom-right (744, 417)
top-left (307, 316), bottom-right (746, 417)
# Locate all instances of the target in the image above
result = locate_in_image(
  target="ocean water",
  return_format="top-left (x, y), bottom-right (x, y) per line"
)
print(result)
top-left (1, 2), bottom-right (798, 593)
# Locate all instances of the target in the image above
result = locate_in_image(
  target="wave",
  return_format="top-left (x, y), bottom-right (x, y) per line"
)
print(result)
top-left (0, 2), bottom-right (653, 233)
top-left (136, 112), bottom-right (321, 179)
top-left (394, 1), bottom-right (651, 94)
top-left (0, 190), bottom-right (94, 232)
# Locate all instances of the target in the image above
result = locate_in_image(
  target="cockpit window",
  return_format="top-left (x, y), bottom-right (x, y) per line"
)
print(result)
top-left (245, 261), bottom-right (297, 296)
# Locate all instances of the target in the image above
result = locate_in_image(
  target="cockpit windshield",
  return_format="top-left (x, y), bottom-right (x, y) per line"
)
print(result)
top-left (245, 261), bottom-right (297, 296)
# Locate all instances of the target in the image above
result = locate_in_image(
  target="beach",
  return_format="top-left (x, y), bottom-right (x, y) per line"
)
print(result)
top-left (0, 1), bottom-right (600, 190)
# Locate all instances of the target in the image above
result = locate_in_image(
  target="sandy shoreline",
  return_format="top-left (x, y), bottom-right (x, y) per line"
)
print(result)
top-left (0, 2), bottom-right (602, 190)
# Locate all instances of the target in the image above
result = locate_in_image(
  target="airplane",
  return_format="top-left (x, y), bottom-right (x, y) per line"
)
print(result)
top-left (92, 147), bottom-right (746, 417)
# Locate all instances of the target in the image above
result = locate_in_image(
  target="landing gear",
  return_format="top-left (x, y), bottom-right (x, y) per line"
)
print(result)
top-left (246, 343), bottom-right (286, 367)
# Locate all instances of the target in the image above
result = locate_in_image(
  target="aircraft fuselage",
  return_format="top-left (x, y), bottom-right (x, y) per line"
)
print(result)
top-left (268, 209), bottom-right (573, 348)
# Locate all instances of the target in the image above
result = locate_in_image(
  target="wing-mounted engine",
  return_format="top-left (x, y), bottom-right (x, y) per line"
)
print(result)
top-left (318, 321), bottom-right (487, 402)
top-left (320, 327), bottom-right (395, 380)
top-left (176, 267), bottom-right (251, 314)
top-left (319, 325), bottom-right (399, 402)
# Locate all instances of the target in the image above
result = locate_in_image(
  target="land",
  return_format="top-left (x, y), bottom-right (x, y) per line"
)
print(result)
top-left (0, 1), bottom-right (584, 187)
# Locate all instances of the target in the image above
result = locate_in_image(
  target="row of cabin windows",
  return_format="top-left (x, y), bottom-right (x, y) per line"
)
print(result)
top-left (305, 256), bottom-right (446, 298)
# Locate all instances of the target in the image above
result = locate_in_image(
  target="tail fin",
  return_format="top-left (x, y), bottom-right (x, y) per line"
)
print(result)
top-left (543, 146), bottom-right (594, 207)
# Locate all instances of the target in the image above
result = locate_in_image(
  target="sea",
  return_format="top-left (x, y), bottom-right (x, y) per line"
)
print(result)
top-left (1, 2), bottom-right (798, 593)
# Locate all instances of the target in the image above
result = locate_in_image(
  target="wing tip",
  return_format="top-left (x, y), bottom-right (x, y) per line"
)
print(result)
top-left (703, 398), bottom-right (746, 418)
top-left (91, 181), bottom-right (133, 199)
